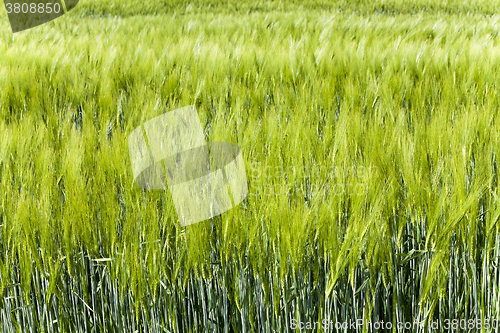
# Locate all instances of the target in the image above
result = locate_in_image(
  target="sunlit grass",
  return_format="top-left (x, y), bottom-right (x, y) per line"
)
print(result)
top-left (0, 0), bottom-right (500, 331)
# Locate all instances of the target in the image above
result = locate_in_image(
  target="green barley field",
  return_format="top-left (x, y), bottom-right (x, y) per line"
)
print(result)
top-left (1, 0), bottom-right (500, 331)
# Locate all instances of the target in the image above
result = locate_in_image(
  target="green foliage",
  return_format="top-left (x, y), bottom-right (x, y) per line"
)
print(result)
top-left (1, 0), bottom-right (500, 331)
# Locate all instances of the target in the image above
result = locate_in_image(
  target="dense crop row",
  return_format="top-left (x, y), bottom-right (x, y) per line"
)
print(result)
top-left (0, 0), bottom-right (500, 331)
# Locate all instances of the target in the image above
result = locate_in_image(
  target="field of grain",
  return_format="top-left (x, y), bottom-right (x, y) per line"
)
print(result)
top-left (1, 0), bottom-right (500, 332)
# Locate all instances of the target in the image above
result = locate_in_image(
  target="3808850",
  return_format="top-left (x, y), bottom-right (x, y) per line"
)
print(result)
top-left (5, 2), bottom-right (61, 14)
